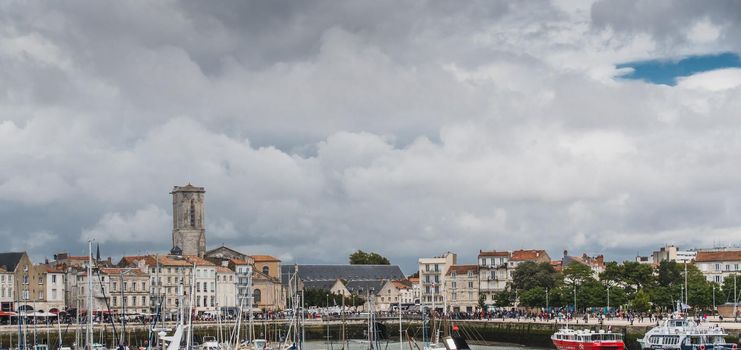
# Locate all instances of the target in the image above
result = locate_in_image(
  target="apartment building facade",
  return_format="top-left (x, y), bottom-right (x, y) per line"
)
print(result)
top-left (445, 265), bottom-right (479, 313)
top-left (478, 250), bottom-right (509, 307)
top-left (418, 252), bottom-right (457, 307)
top-left (694, 250), bottom-right (741, 283)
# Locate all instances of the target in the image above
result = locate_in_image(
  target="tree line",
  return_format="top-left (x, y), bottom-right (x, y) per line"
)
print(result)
top-left (491, 260), bottom-right (740, 313)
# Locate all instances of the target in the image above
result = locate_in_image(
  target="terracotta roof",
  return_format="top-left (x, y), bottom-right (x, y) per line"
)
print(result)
top-left (0, 266), bottom-right (7, 273)
top-left (119, 256), bottom-right (147, 266)
top-left (37, 265), bottom-right (65, 273)
top-left (143, 255), bottom-right (192, 267)
top-left (184, 256), bottom-right (215, 266)
top-left (230, 258), bottom-right (251, 265)
top-left (511, 249), bottom-right (547, 261)
top-left (251, 255), bottom-right (280, 262)
top-left (99, 268), bottom-right (148, 277)
top-left (66, 256), bottom-right (89, 261)
top-left (408, 277), bottom-right (419, 283)
top-left (478, 250), bottom-right (510, 257)
top-left (392, 280), bottom-right (412, 289)
top-left (446, 264), bottom-right (479, 275)
top-left (695, 251), bottom-right (741, 263)
top-left (216, 266), bottom-right (234, 273)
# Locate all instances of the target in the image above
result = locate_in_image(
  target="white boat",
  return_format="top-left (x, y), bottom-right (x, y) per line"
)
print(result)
top-left (637, 319), bottom-right (735, 350)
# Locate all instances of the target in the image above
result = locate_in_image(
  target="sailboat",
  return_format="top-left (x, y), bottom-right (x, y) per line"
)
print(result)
top-left (423, 287), bottom-right (444, 350)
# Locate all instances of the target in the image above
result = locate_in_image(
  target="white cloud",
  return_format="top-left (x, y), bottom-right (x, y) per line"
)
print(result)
top-left (677, 68), bottom-right (741, 91)
top-left (0, 0), bottom-right (739, 271)
top-left (81, 205), bottom-right (170, 244)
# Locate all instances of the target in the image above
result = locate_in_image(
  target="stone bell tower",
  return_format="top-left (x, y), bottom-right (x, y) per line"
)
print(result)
top-left (171, 184), bottom-right (206, 257)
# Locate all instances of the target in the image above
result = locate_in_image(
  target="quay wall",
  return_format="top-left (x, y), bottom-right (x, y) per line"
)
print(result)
top-left (1, 321), bottom-right (739, 349)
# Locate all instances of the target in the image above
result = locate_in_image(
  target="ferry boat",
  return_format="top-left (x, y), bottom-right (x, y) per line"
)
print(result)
top-left (637, 319), bottom-right (736, 350)
top-left (551, 328), bottom-right (625, 350)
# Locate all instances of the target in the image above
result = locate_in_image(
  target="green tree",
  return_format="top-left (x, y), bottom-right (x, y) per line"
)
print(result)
top-left (631, 289), bottom-right (651, 312)
top-left (657, 261), bottom-right (683, 287)
top-left (650, 285), bottom-right (680, 310)
top-left (621, 261), bottom-right (656, 291)
top-left (563, 262), bottom-right (594, 287)
top-left (511, 261), bottom-right (560, 292)
top-left (606, 285), bottom-right (629, 309)
top-left (478, 294), bottom-right (487, 310)
top-left (493, 288), bottom-right (515, 307)
top-left (721, 274), bottom-right (740, 304)
top-left (519, 287), bottom-right (546, 307)
top-left (349, 250), bottom-right (390, 265)
top-left (579, 279), bottom-right (606, 308)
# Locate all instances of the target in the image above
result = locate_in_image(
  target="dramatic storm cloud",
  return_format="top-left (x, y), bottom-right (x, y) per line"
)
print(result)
top-left (2, 0), bottom-right (741, 272)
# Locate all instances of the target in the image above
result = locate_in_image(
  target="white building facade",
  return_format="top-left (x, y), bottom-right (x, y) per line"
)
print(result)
top-left (418, 252), bottom-right (457, 307)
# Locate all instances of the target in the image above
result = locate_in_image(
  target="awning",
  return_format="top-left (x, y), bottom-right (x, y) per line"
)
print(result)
top-left (0, 311), bottom-right (17, 317)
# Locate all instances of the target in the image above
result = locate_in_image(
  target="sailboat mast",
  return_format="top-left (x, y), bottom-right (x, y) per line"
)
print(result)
top-left (87, 240), bottom-right (94, 350)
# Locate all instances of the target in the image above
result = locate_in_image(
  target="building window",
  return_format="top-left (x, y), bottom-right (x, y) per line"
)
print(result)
top-left (715, 264), bottom-right (720, 271)
top-left (52, 275), bottom-right (57, 284)
top-left (253, 289), bottom-right (261, 304)
top-left (262, 266), bottom-right (269, 275)
top-left (468, 281), bottom-right (474, 288)
top-left (190, 199), bottom-right (196, 227)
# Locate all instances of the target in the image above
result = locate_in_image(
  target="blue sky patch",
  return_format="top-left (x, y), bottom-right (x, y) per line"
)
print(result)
top-left (617, 52), bottom-right (741, 86)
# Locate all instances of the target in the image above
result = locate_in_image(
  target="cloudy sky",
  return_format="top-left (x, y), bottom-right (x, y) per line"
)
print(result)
top-left (2, 0), bottom-right (741, 273)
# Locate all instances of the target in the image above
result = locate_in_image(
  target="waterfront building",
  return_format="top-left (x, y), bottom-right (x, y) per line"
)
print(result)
top-left (281, 264), bottom-right (404, 309)
top-left (120, 253), bottom-right (193, 319)
top-left (477, 250), bottom-right (509, 307)
top-left (418, 252), bottom-right (457, 307)
top-left (103, 267), bottom-right (150, 315)
top-left (34, 264), bottom-right (66, 313)
top-left (184, 255), bottom-right (218, 314)
top-left (250, 257), bottom-right (285, 311)
top-left (561, 251), bottom-right (604, 277)
top-left (215, 266), bottom-right (236, 312)
top-left (694, 250), bottom-right (741, 283)
top-left (509, 250), bottom-right (551, 271)
top-left (373, 280), bottom-right (410, 311)
top-left (649, 245), bottom-right (696, 265)
top-left (171, 184), bottom-right (207, 257)
top-left (0, 266), bottom-right (14, 312)
top-left (399, 277), bottom-right (420, 305)
top-left (445, 265), bottom-right (479, 313)
top-left (205, 245), bottom-right (251, 266)
top-left (0, 252), bottom-right (37, 312)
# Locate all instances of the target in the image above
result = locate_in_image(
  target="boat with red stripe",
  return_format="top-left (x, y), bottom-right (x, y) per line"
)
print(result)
top-left (551, 328), bottom-right (625, 350)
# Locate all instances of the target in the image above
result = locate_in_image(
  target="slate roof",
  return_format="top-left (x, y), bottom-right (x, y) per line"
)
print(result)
top-left (281, 264), bottom-right (405, 282)
top-left (345, 280), bottom-right (386, 294)
top-left (303, 280), bottom-right (341, 291)
top-left (0, 252), bottom-right (25, 272)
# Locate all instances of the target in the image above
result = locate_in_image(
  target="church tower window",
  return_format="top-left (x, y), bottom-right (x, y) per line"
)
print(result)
top-left (190, 199), bottom-right (196, 227)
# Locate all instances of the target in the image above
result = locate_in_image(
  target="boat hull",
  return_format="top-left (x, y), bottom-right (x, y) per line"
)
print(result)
top-left (552, 339), bottom-right (625, 350)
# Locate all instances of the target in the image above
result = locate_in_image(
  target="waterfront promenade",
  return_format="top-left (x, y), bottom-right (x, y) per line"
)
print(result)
top-left (2, 315), bottom-right (741, 333)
